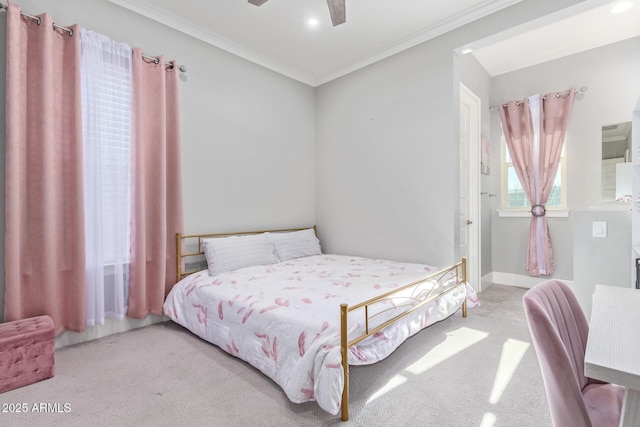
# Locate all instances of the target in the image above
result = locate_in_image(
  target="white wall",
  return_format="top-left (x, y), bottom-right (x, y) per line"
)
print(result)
top-left (315, 0), bottom-right (582, 267)
top-left (490, 37), bottom-right (640, 280)
top-left (0, 0), bottom-right (316, 340)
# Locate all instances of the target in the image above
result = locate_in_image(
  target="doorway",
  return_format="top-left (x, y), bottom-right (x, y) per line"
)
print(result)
top-left (459, 83), bottom-right (481, 292)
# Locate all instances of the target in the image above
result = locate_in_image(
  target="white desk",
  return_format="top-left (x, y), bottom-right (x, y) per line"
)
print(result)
top-left (585, 284), bottom-right (640, 427)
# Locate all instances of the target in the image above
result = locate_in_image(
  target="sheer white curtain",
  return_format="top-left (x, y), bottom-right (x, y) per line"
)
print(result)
top-left (80, 29), bottom-right (132, 326)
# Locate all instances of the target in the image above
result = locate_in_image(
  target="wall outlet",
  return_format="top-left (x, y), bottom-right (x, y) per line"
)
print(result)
top-left (592, 221), bottom-right (607, 238)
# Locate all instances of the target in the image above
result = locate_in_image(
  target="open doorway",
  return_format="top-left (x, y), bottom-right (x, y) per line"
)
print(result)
top-left (460, 83), bottom-right (481, 292)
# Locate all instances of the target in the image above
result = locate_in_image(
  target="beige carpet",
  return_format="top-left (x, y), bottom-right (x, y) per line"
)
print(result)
top-left (1, 284), bottom-right (551, 427)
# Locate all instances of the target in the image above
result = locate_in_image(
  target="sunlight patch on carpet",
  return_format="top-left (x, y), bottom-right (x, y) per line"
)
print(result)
top-left (366, 374), bottom-right (408, 404)
top-left (489, 338), bottom-right (530, 404)
top-left (480, 412), bottom-right (497, 427)
top-left (404, 327), bottom-right (489, 375)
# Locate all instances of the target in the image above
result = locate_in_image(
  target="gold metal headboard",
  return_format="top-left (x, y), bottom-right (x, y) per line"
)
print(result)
top-left (175, 225), bottom-right (318, 283)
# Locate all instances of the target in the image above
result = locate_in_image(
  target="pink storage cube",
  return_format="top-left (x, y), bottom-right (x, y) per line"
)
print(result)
top-left (0, 315), bottom-right (55, 393)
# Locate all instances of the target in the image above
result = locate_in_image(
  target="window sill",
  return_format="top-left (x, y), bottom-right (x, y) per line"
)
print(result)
top-left (497, 209), bottom-right (570, 218)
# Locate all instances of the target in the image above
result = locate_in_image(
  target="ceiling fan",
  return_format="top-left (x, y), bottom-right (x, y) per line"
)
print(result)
top-left (248, 0), bottom-right (346, 27)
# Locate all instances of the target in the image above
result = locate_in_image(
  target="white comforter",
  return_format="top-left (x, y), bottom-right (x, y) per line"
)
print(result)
top-left (163, 254), bottom-right (477, 415)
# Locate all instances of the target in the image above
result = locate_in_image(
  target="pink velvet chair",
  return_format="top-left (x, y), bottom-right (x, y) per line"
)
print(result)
top-left (523, 280), bottom-right (624, 427)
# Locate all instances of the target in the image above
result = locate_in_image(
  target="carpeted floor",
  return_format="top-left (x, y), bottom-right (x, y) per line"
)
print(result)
top-left (1, 284), bottom-right (552, 427)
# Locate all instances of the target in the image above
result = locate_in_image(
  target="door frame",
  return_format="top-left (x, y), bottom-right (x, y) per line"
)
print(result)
top-left (460, 83), bottom-right (481, 293)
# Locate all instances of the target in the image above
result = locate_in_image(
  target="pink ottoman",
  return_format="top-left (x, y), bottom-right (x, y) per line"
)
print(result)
top-left (0, 315), bottom-right (55, 393)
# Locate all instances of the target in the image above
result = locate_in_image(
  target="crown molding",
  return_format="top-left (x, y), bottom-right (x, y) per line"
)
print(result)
top-left (316, 0), bottom-right (523, 85)
top-left (108, 0), bottom-right (522, 87)
top-left (107, 0), bottom-right (318, 86)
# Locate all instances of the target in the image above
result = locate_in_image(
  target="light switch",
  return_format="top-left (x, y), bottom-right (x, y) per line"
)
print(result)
top-left (592, 221), bottom-right (607, 238)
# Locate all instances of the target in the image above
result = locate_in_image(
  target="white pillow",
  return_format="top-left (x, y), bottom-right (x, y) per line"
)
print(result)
top-left (268, 228), bottom-right (322, 262)
top-left (202, 233), bottom-right (278, 276)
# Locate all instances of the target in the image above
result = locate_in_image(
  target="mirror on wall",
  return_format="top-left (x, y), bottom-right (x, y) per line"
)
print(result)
top-left (602, 122), bottom-right (632, 202)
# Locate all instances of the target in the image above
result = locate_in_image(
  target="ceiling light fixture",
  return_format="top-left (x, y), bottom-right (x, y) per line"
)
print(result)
top-left (249, 0), bottom-right (346, 26)
top-left (308, 18), bottom-right (319, 27)
top-left (611, 1), bottom-right (634, 14)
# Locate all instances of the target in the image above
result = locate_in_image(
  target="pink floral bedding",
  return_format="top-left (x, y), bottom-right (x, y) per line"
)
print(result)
top-left (163, 254), bottom-right (477, 415)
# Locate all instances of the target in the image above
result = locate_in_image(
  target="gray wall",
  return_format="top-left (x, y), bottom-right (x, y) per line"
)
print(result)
top-left (0, 1), bottom-right (316, 325)
top-left (0, 12), bottom-right (5, 322)
top-left (573, 209), bottom-right (632, 318)
top-left (490, 37), bottom-right (640, 280)
top-left (0, 0), bottom-right (598, 329)
top-left (9, 0), bottom-right (317, 230)
top-left (315, 43), bottom-right (459, 266)
top-left (315, 0), bottom-right (582, 268)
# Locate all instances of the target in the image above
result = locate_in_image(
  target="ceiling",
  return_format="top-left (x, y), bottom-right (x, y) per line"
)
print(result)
top-left (107, 0), bottom-right (640, 86)
top-left (470, 0), bottom-right (640, 76)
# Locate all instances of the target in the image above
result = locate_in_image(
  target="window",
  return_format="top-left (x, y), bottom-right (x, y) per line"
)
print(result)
top-left (501, 135), bottom-right (566, 210)
top-left (81, 30), bottom-right (133, 325)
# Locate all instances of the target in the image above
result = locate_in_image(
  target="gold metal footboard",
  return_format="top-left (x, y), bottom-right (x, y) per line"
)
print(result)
top-left (174, 229), bottom-right (467, 422)
top-left (339, 258), bottom-right (467, 421)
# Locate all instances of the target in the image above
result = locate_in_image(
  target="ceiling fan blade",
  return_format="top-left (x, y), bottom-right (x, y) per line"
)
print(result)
top-left (248, 0), bottom-right (268, 6)
top-left (327, 0), bottom-right (346, 26)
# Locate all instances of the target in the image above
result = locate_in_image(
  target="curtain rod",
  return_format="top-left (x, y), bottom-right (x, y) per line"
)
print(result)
top-left (142, 54), bottom-right (187, 73)
top-left (490, 86), bottom-right (587, 111)
top-left (1, 3), bottom-right (73, 35)
top-left (1, 3), bottom-right (187, 73)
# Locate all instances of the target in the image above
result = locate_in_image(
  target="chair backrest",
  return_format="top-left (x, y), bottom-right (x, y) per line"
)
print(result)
top-left (523, 279), bottom-right (592, 426)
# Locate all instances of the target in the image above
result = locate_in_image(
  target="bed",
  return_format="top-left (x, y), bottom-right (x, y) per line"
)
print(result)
top-left (163, 226), bottom-right (477, 421)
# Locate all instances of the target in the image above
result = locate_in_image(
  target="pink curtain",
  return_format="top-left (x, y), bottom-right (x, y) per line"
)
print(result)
top-left (500, 89), bottom-right (574, 276)
top-left (128, 49), bottom-right (184, 318)
top-left (4, 2), bottom-right (86, 334)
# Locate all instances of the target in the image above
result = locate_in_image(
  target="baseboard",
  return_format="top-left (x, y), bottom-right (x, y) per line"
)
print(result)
top-left (488, 272), bottom-right (574, 289)
top-left (55, 315), bottom-right (168, 349)
top-left (481, 272), bottom-right (494, 291)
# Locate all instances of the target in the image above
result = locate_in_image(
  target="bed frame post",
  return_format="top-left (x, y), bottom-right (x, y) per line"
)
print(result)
top-left (176, 233), bottom-right (182, 283)
top-left (340, 303), bottom-right (349, 421)
top-left (461, 257), bottom-right (467, 318)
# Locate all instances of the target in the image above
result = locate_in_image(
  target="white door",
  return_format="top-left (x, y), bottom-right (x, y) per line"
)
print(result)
top-left (459, 83), bottom-right (481, 292)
